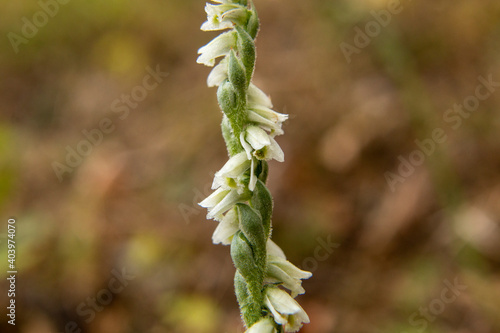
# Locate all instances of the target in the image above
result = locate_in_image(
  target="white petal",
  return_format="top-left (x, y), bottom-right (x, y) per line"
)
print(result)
top-left (267, 136), bottom-right (284, 162)
top-left (266, 256), bottom-right (312, 297)
top-left (199, 187), bottom-right (229, 209)
top-left (246, 126), bottom-right (271, 150)
top-left (245, 317), bottom-right (277, 333)
top-left (240, 131), bottom-right (254, 160)
top-left (249, 157), bottom-right (257, 191)
top-left (201, 19), bottom-right (234, 31)
top-left (212, 209), bottom-right (239, 245)
top-left (207, 58), bottom-right (228, 87)
top-left (216, 152), bottom-right (251, 178)
top-left (266, 287), bottom-right (302, 315)
top-left (285, 309), bottom-right (310, 333)
top-left (265, 264), bottom-right (305, 297)
top-left (265, 287), bottom-right (310, 332)
top-left (269, 256), bottom-right (313, 280)
top-left (251, 105), bottom-right (288, 123)
top-left (267, 239), bottom-right (286, 259)
top-left (197, 31), bottom-right (236, 66)
top-left (207, 189), bottom-right (240, 219)
top-left (264, 293), bottom-right (288, 326)
top-left (212, 152), bottom-right (250, 190)
top-left (248, 84), bottom-right (273, 108)
top-left (248, 111), bottom-right (282, 133)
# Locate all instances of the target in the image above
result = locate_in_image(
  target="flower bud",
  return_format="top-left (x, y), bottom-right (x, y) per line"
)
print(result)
top-left (236, 203), bottom-right (266, 266)
top-left (217, 80), bottom-right (239, 117)
top-left (246, 4), bottom-right (260, 39)
top-left (228, 49), bottom-right (248, 93)
top-left (250, 180), bottom-right (273, 237)
top-left (218, 80), bottom-right (247, 136)
top-left (236, 26), bottom-right (256, 82)
top-left (231, 231), bottom-right (262, 284)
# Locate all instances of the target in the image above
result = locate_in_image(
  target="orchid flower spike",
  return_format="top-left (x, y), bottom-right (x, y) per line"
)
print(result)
top-left (196, 1), bottom-right (311, 331)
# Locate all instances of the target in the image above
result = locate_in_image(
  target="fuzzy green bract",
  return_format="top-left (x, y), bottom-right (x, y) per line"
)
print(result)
top-left (197, 1), bottom-right (311, 332)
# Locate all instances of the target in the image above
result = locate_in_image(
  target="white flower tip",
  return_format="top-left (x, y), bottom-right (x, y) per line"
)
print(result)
top-left (245, 317), bottom-right (277, 333)
top-left (198, 199), bottom-right (210, 208)
top-left (267, 239), bottom-right (286, 259)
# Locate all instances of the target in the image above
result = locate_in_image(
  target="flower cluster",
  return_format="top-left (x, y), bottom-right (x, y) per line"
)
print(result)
top-left (197, 1), bottom-right (311, 332)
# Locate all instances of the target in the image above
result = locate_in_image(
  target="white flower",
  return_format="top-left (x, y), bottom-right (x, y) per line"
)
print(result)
top-left (199, 187), bottom-right (241, 220)
top-left (245, 317), bottom-right (277, 333)
top-left (265, 255), bottom-right (312, 297)
top-left (212, 208), bottom-right (239, 245)
top-left (201, 3), bottom-right (245, 31)
top-left (197, 31), bottom-right (237, 67)
top-left (264, 287), bottom-right (310, 333)
top-left (212, 152), bottom-right (251, 192)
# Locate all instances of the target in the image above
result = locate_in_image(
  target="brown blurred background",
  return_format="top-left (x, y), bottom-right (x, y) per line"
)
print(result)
top-left (1, 0), bottom-right (500, 332)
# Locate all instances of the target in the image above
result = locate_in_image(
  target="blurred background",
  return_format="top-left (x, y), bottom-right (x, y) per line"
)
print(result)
top-left (1, 0), bottom-right (500, 332)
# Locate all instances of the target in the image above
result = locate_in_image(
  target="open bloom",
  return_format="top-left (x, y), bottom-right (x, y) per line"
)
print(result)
top-left (201, 3), bottom-right (248, 31)
top-left (197, 31), bottom-right (237, 66)
top-left (265, 255), bottom-right (312, 297)
top-left (240, 126), bottom-right (284, 163)
top-left (264, 286), bottom-right (310, 333)
top-left (212, 151), bottom-right (251, 193)
top-left (245, 317), bottom-right (277, 333)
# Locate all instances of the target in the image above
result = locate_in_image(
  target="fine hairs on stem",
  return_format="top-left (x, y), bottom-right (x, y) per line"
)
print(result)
top-left (197, 1), bottom-right (312, 332)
